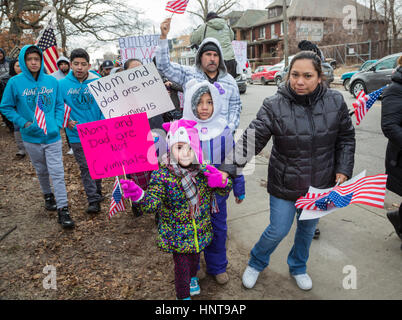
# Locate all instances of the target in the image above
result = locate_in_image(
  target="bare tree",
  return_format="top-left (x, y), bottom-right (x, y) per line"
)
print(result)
top-left (0, 0), bottom-right (48, 48)
top-left (47, 0), bottom-right (150, 53)
top-left (187, 0), bottom-right (240, 22)
top-left (0, 0), bottom-right (150, 53)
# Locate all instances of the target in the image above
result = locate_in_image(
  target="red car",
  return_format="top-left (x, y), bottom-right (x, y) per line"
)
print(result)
top-left (251, 65), bottom-right (282, 85)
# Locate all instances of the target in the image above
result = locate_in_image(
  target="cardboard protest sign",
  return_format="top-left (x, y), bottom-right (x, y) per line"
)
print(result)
top-left (77, 113), bottom-right (159, 179)
top-left (232, 40), bottom-right (248, 72)
top-left (88, 63), bottom-right (175, 120)
top-left (119, 34), bottom-right (160, 64)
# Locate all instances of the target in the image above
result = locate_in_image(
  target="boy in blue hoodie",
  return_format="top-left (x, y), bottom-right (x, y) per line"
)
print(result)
top-left (59, 48), bottom-right (104, 214)
top-left (0, 45), bottom-right (74, 229)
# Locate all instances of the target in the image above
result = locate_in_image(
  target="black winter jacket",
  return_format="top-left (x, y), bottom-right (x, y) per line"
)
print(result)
top-left (235, 83), bottom-right (355, 201)
top-left (381, 66), bottom-right (402, 196)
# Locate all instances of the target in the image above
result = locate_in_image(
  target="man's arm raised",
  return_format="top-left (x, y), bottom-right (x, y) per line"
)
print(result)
top-left (155, 18), bottom-right (194, 87)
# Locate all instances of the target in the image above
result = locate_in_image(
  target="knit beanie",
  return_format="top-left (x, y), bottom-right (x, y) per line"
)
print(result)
top-left (191, 85), bottom-right (211, 119)
top-left (199, 42), bottom-right (220, 57)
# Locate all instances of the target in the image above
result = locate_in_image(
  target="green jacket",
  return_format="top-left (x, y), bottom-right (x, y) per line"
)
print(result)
top-left (190, 18), bottom-right (235, 61)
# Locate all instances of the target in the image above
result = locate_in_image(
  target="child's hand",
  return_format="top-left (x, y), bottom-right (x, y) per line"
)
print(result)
top-left (120, 179), bottom-right (144, 202)
top-left (204, 165), bottom-right (228, 188)
top-left (235, 197), bottom-right (244, 204)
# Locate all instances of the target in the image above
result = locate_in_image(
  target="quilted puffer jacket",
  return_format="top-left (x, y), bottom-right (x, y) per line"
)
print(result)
top-left (381, 66), bottom-right (402, 196)
top-left (235, 83), bottom-right (355, 201)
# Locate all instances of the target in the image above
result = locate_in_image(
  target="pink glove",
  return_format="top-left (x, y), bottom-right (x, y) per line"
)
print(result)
top-left (120, 179), bottom-right (144, 202)
top-left (204, 165), bottom-right (228, 188)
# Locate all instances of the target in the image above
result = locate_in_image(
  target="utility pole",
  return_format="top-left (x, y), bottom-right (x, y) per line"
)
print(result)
top-left (283, 0), bottom-right (289, 67)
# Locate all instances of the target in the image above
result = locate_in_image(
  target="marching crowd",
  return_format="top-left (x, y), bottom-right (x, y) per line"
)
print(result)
top-left (0, 13), bottom-right (401, 300)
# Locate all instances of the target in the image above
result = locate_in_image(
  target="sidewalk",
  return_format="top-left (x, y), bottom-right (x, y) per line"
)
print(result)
top-left (226, 154), bottom-right (402, 299)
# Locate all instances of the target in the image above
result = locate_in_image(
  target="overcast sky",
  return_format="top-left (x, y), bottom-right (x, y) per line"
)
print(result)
top-left (87, 0), bottom-right (272, 61)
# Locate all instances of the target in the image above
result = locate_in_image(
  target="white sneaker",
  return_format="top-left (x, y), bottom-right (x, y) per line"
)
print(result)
top-left (292, 273), bottom-right (312, 291)
top-left (242, 266), bottom-right (260, 289)
top-left (67, 148), bottom-right (74, 155)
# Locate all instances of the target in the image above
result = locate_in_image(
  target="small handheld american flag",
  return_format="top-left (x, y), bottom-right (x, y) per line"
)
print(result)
top-left (165, 0), bottom-right (189, 14)
top-left (352, 87), bottom-right (385, 125)
top-left (35, 95), bottom-right (47, 135)
top-left (63, 103), bottom-right (71, 128)
top-left (108, 177), bottom-right (126, 219)
top-left (295, 174), bottom-right (388, 211)
top-left (36, 21), bottom-right (59, 74)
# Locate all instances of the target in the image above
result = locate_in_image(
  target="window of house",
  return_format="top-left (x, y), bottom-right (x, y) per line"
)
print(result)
top-left (281, 22), bottom-right (284, 35)
top-left (259, 27), bottom-right (266, 39)
top-left (271, 24), bottom-right (275, 38)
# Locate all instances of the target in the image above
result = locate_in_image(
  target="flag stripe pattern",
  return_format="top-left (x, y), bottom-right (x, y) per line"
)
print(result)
top-left (108, 177), bottom-right (126, 219)
top-left (166, 0), bottom-right (189, 14)
top-left (36, 24), bottom-right (59, 74)
top-left (63, 104), bottom-right (71, 128)
top-left (352, 87), bottom-right (385, 125)
top-left (35, 95), bottom-right (47, 135)
top-left (295, 174), bottom-right (388, 211)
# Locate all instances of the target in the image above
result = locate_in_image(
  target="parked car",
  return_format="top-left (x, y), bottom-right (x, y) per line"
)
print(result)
top-left (251, 65), bottom-right (282, 85)
top-left (274, 62), bottom-right (334, 86)
top-left (341, 60), bottom-right (377, 91)
top-left (349, 52), bottom-right (402, 98)
top-left (235, 72), bottom-right (247, 94)
top-left (243, 60), bottom-right (252, 83)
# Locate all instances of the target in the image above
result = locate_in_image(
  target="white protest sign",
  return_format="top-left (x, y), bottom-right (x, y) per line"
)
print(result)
top-left (299, 171), bottom-right (366, 220)
top-left (232, 40), bottom-right (248, 72)
top-left (88, 63), bottom-right (175, 119)
top-left (119, 34), bottom-right (160, 64)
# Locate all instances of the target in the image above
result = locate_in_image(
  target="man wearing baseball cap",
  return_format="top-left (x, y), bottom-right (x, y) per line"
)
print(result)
top-left (100, 60), bottom-right (114, 77)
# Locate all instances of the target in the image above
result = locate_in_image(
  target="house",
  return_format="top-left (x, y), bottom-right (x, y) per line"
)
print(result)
top-left (229, 0), bottom-right (386, 68)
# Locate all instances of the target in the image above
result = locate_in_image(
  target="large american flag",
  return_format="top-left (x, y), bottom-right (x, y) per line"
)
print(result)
top-left (352, 87), bottom-right (385, 125)
top-left (165, 0), bottom-right (189, 14)
top-left (63, 103), bottom-right (71, 128)
top-left (108, 177), bottom-right (126, 219)
top-left (295, 174), bottom-right (388, 211)
top-left (35, 95), bottom-right (47, 135)
top-left (36, 22), bottom-right (59, 74)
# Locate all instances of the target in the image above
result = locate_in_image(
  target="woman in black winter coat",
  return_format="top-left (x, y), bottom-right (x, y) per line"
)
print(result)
top-left (233, 51), bottom-right (356, 291)
top-left (381, 55), bottom-right (402, 245)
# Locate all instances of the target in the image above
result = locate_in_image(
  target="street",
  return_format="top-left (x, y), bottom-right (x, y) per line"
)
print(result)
top-left (226, 83), bottom-right (402, 299)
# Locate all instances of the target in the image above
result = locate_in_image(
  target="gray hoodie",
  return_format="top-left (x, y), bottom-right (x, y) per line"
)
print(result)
top-left (51, 56), bottom-right (70, 80)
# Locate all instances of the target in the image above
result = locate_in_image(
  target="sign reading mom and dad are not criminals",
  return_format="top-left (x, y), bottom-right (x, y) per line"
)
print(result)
top-left (88, 63), bottom-right (175, 120)
top-left (77, 113), bottom-right (159, 179)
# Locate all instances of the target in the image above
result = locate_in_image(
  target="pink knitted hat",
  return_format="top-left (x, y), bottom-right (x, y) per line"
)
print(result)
top-left (162, 119), bottom-right (203, 164)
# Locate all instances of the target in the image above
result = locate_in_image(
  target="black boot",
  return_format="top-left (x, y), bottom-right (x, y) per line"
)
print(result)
top-left (97, 191), bottom-right (105, 202)
top-left (86, 201), bottom-right (101, 214)
top-left (57, 207), bottom-right (75, 229)
top-left (313, 228), bottom-right (320, 240)
top-left (131, 203), bottom-right (143, 218)
top-left (44, 193), bottom-right (57, 211)
top-left (386, 211), bottom-right (402, 240)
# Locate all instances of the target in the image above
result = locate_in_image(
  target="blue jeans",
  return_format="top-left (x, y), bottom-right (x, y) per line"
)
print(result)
top-left (249, 195), bottom-right (319, 275)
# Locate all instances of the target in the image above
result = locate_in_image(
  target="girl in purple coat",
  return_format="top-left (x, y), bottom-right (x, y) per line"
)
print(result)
top-left (182, 79), bottom-right (246, 284)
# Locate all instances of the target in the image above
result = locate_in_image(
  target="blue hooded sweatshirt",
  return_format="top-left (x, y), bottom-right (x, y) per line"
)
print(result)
top-left (0, 45), bottom-right (64, 144)
top-left (59, 69), bottom-right (104, 144)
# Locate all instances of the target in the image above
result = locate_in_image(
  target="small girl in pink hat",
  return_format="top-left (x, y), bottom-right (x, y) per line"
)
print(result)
top-left (120, 119), bottom-right (232, 300)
